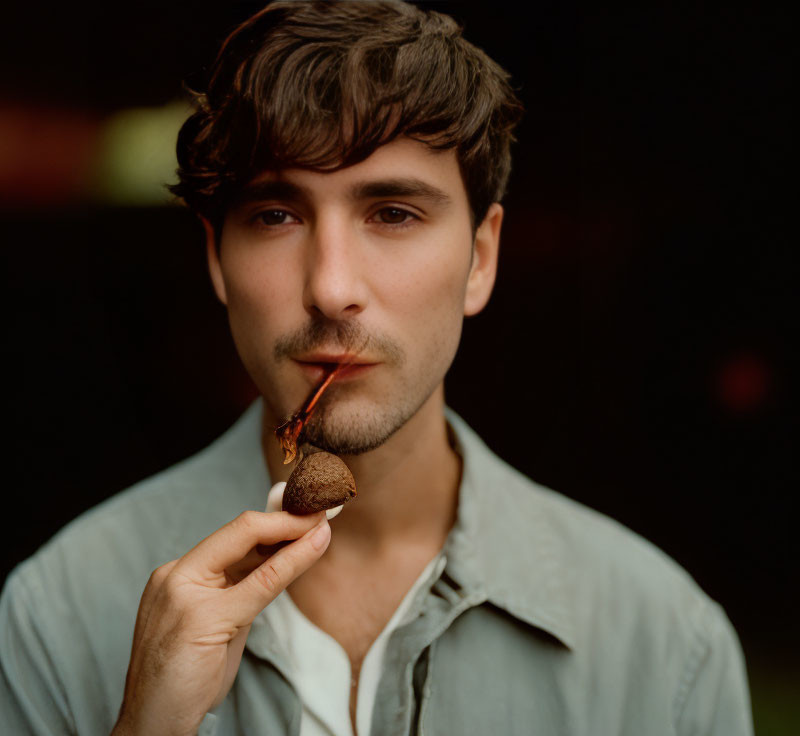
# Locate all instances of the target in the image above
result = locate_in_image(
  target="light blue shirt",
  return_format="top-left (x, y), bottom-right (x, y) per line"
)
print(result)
top-left (0, 401), bottom-right (753, 735)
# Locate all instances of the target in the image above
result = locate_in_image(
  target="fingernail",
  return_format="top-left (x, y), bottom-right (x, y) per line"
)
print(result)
top-left (309, 520), bottom-right (331, 550)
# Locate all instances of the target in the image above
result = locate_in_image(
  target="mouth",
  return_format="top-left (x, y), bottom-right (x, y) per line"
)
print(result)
top-left (293, 354), bottom-right (379, 382)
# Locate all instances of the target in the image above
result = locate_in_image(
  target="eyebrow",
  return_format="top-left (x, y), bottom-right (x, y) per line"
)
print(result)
top-left (232, 176), bottom-right (452, 208)
top-left (349, 177), bottom-right (452, 206)
top-left (232, 180), bottom-right (307, 207)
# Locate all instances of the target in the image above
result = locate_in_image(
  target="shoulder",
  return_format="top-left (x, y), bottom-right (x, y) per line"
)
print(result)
top-left (17, 402), bottom-right (263, 587)
top-left (495, 450), bottom-right (723, 646)
top-left (523, 477), bottom-right (751, 732)
top-left (0, 402), bottom-right (268, 732)
top-left (450, 409), bottom-right (744, 692)
top-left (2, 401), bottom-right (267, 657)
top-left (452, 409), bottom-right (711, 621)
top-left (451, 416), bottom-right (750, 731)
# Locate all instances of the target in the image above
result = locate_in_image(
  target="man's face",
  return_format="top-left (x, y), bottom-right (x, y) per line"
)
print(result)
top-left (206, 137), bottom-right (501, 455)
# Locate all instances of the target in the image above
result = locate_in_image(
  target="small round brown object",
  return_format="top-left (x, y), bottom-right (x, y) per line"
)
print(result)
top-left (282, 452), bottom-right (357, 515)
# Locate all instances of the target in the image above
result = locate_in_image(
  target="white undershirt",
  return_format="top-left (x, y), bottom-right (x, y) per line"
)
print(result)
top-left (262, 553), bottom-right (446, 736)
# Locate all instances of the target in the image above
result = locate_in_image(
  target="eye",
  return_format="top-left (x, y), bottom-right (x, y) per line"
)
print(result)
top-left (372, 207), bottom-right (417, 226)
top-left (257, 209), bottom-right (298, 226)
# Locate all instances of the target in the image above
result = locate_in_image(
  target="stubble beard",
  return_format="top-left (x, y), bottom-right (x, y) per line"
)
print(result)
top-left (265, 314), bottom-right (460, 456)
top-left (299, 377), bottom-right (438, 455)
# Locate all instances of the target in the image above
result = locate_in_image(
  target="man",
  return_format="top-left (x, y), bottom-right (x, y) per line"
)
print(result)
top-left (0, 2), bottom-right (752, 735)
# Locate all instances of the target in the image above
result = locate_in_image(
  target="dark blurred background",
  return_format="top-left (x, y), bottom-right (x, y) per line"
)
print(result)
top-left (1, 2), bottom-right (795, 731)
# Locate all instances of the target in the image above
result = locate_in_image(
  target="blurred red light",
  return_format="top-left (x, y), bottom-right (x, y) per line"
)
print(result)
top-left (715, 352), bottom-right (770, 413)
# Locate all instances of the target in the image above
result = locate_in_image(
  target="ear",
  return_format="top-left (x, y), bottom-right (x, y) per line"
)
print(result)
top-left (202, 217), bottom-right (228, 305)
top-left (464, 203), bottom-right (503, 316)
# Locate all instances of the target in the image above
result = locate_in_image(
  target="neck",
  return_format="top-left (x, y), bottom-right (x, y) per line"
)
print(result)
top-left (261, 384), bottom-right (461, 552)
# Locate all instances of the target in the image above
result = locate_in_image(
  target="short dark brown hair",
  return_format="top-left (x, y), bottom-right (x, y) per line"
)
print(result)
top-left (170, 0), bottom-right (523, 230)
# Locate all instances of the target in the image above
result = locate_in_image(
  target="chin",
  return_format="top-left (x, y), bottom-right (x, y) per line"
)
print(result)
top-left (302, 401), bottom-right (415, 456)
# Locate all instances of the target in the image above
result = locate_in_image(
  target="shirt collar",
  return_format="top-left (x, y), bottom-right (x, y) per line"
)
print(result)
top-left (442, 408), bottom-right (577, 650)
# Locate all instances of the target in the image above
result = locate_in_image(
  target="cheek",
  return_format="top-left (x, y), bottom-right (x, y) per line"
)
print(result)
top-left (218, 249), bottom-right (300, 369)
top-left (222, 243), bottom-right (295, 317)
top-left (372, 232), bottom-right (472, 356)
top-left (385, 231), bottom-right (471, 314)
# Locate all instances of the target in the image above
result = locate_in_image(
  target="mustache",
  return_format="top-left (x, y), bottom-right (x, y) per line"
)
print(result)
top-left (273, 318), bottom-right (404, 364)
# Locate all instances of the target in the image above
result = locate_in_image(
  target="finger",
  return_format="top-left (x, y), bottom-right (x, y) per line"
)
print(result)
top-left (176, 510), bottom-right (325, 577)
top-left (230, 517), bottom-right (331, 621)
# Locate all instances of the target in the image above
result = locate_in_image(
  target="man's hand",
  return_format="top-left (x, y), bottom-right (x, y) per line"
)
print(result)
top-left (112, 510), bottom-right (331, 736)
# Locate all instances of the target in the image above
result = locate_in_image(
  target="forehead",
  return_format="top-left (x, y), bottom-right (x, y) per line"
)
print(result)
top-left (238, 137), bottom-right (467, 206)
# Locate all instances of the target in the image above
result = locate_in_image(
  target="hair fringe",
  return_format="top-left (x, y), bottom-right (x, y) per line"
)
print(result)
top-left (169, 0), bottom-right (523, 227)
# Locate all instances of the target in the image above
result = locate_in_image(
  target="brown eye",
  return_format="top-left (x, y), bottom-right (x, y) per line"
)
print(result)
top-left (259, 209), bottom-right (291, 226)
top-left (376, 207), bottom-right (412, 224)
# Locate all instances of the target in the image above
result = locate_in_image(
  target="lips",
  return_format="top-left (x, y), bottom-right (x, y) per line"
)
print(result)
top-left (293, 354), bottom-right (379, 382)
top-left (296, 352), bottom-right (372, 365)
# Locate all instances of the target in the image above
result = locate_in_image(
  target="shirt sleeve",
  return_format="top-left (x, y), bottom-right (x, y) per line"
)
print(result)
top-left (0, 569), bottom-right (76, 736)
top-left (674, 600), bottom-right (754, 736)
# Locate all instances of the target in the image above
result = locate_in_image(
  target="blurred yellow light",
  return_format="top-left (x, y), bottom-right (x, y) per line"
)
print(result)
top-left (92, 100), bottom-right (192, 205)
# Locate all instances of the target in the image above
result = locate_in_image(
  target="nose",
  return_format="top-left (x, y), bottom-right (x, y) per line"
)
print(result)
top-left (302, 214), bottom-right (368, 321)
